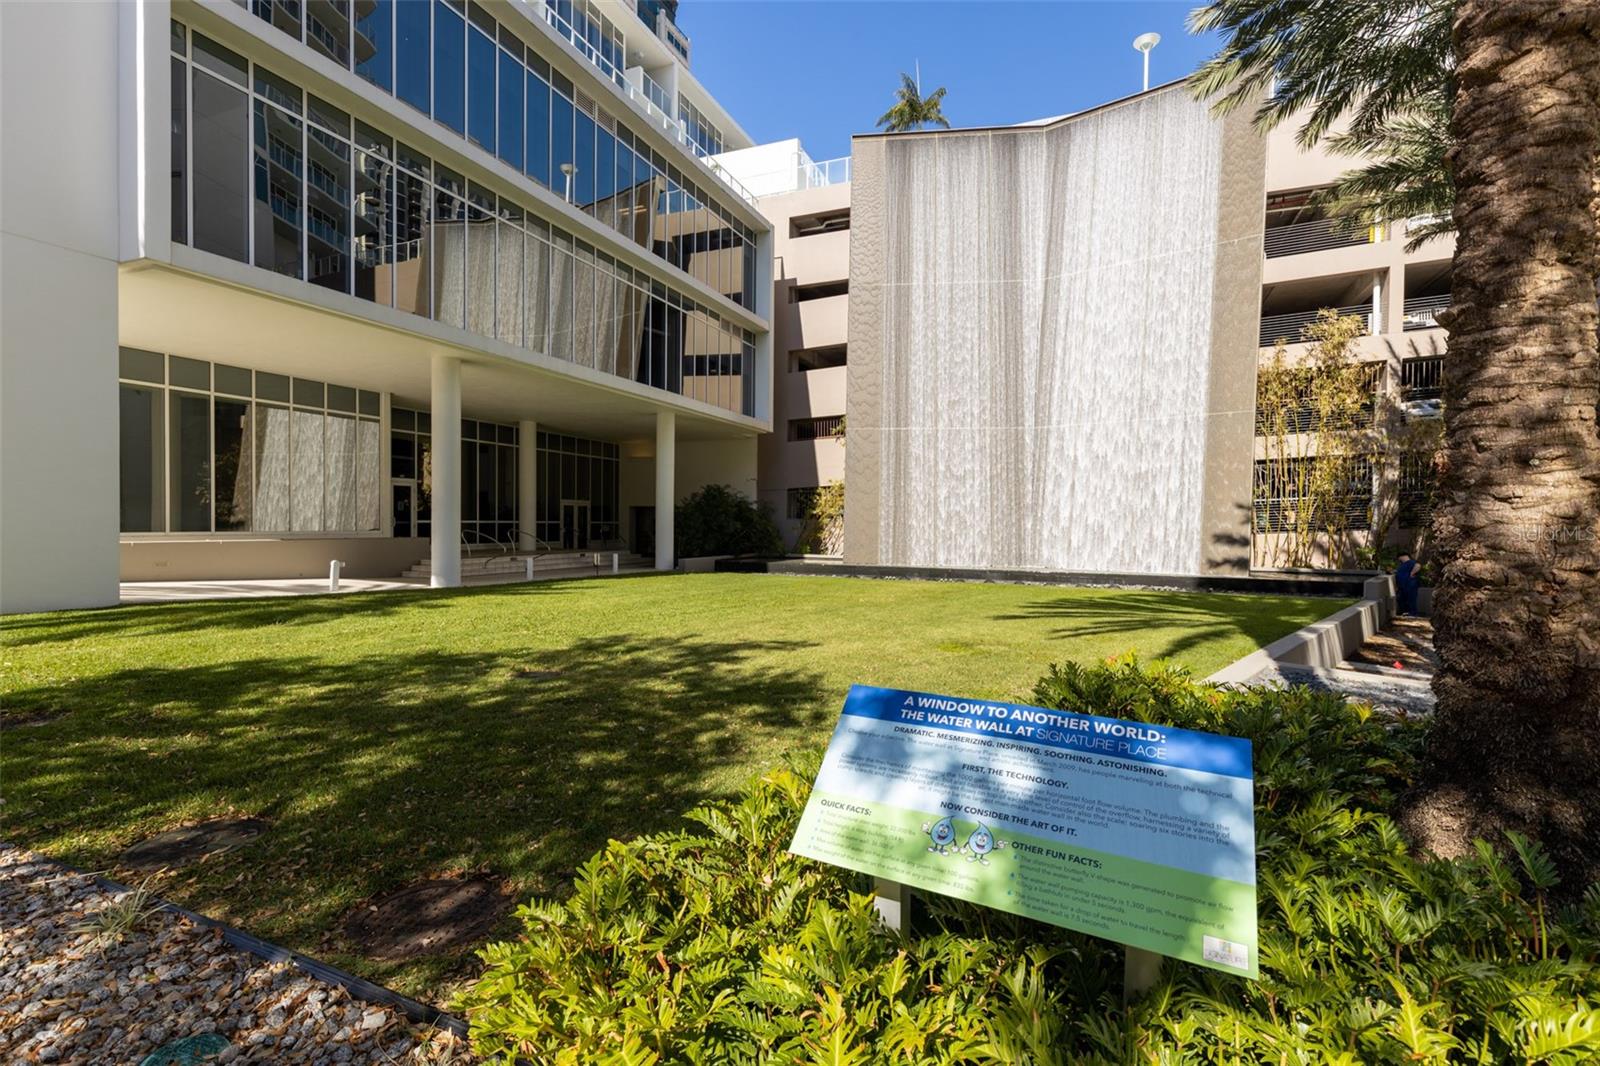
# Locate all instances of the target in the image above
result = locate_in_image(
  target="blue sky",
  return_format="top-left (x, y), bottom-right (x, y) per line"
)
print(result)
top-left (684, 1), bottom-right (1224, 162)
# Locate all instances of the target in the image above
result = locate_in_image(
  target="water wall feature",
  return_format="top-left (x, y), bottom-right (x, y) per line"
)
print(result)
top-left (860, 89), bottom-right (1229, 575)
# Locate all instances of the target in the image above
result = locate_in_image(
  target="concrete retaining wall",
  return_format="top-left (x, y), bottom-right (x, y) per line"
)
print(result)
top-left (1207, 574), bottom-right (1394, 684)
top-left (122, 538), bottom-right (428, 581)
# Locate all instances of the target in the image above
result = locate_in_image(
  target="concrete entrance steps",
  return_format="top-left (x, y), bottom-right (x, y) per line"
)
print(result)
top-left (400, 550), bottom-right (650, 581)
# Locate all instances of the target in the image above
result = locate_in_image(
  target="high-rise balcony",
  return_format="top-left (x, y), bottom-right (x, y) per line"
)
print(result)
top-left (1258, 303), bottom-right (1373, 348)
top-left (1263, 216), bottom-right (1382, 258)
top-left (1402, 293), bottom-right (1450, 331)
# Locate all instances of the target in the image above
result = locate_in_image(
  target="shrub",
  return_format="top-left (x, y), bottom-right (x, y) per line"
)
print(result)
top-left (460, 659), bottom-right (1600, 1064)
top-left (674, 484), bottom-right (783, 560)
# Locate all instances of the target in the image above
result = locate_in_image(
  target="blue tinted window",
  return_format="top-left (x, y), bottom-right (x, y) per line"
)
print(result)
top-left (355, 0), bottom-right (393, 92)
top-left (466, 24), bottom-right (495, 152)
top-left (575, 110), bottom-right (595, 211)
top-left (497, 48), bottom-right (523, 170)
top-left (395, 0), bottom-right (430, 114)
top-left (525, 67), bottom-right (550, 186)
top-left (551, 89), bottom-right (574, 198)
top-left (433, 1), bottom-right (464, 133)
top-left (596, 127), bottom-right (615, 226)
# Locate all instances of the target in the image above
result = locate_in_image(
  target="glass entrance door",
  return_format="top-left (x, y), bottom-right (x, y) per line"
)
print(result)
top-left (391, 479), bottom-right (416, 537)
top-left (560, 501), bottom-right (590, 549)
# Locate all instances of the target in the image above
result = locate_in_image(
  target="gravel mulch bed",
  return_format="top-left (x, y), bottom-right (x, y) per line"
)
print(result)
top-left (1241, 663), bottom-right (1435, 717)
top-left (0, 845), bottom-right (475, 1064)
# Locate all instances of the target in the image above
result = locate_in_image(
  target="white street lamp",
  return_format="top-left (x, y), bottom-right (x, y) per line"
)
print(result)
top-left (1133, 32), bottom-right (1161, 92)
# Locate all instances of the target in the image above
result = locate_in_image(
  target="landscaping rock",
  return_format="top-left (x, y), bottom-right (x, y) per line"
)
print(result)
top-left (0, 845), bottom-right (474, 1063)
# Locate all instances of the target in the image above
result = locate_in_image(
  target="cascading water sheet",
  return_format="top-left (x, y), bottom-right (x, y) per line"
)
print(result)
top-left (875, 90), bottom-right (1224, 575)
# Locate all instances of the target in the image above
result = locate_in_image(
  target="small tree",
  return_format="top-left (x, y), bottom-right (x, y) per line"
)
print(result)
top-left (793, 482), bottom-right (844, 555)
top-left (1254, 311), bottom-right (1376, 568)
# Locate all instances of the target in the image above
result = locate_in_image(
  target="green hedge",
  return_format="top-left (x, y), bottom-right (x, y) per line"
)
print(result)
top-left (459, 659), bottom-right (1600, 1064)
top-left (674, 484), bottom-right (783, 560)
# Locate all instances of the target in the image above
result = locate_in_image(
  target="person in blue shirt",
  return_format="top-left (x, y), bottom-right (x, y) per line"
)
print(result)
top-left (1394, 551), bottom-right (1421, 616)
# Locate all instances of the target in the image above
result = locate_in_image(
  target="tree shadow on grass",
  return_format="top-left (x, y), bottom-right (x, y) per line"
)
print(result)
top-left (3, 631), bottom-right (832, 992)
top-left (0, 577), bottom-right (626, 648)
top-left (991, 589), bottom-right (1334, 663)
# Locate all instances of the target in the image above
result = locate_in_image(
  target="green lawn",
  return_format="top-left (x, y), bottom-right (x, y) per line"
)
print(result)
top-left (1, 572), bottom-right (1337, 1001)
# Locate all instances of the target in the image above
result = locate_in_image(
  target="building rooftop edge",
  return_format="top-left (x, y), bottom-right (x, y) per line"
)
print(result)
top-left (849, 76), bottom-right (1193, 143)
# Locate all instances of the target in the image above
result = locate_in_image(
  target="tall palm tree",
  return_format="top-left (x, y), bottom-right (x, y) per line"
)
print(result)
top-left (876, 72), bottom-right (951, 133)
top-left (1190, 0), bottom-right (1600, 881)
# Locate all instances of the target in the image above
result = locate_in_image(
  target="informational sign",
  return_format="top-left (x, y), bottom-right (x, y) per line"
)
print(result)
top-left (789, 685), bottom-right (1258, 978)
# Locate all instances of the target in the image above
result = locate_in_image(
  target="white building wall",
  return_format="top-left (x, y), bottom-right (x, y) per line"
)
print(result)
top-left (0, 1), bottom-right (125, 612)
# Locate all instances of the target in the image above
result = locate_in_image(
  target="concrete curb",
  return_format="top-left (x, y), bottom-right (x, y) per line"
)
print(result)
top-left (1207, 575), bottom-right (1394, 685)
top-left (714, 558), bottom-right (1368, 599)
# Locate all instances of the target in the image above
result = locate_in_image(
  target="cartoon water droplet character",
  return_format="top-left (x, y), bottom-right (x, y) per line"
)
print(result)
top-left (922, 816), bottom-right (958, 854)
top-left (964, 824), bottom-right (1004, 865)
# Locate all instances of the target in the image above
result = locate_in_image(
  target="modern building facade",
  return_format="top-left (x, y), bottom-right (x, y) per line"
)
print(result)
top-left (716, 142), bottom-right (852, 549)
top-left (1, 0), bottom-right (773, 612)
top-left (1, 9), bottom-right (1452, 613)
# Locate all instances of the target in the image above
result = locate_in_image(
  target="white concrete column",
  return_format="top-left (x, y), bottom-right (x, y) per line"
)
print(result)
top-left (1370, 271), bottom-right (1384, 335)
top-left (518, 419), bottom-right (538, 551)
top-left (655, 410), bottom-right (676, 570)
top-left (430, 355), bottom-right (462, 587)
top-left (379, 392), bottom-right (393, 536)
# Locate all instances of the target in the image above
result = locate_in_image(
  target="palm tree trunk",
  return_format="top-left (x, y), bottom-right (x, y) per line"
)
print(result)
top-left (1407, 0), bottom-right (1600, 882)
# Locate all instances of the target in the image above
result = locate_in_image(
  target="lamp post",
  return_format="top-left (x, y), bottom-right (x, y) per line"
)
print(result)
top-left (560, 162), bottom-right (577, 203)
top-left (1133, 32), bottom-right (1160, 92)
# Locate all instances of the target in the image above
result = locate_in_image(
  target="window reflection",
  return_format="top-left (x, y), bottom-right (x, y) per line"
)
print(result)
top-left (466, 17), bottom-right (495, 152)
top-left (171, 27), bottom-right (764, 416)
top-left (433, 0), bottom-right (465, 133)
top-left (395, 0), bottom-right (429, 114)
top-left (354, 131), bottom-right (394, 306)
top-left (355, 0), bottom-right (393, 92)
top-left (253, 98), bottom-right (303, 277)
top-left (307, 121), bottom-right (352, 292)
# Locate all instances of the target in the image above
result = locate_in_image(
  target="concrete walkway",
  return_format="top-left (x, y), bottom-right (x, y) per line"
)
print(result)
top-left (120, 577), bottom-right (429, 604)
top-left (120, 563), bottom-right (657, 604)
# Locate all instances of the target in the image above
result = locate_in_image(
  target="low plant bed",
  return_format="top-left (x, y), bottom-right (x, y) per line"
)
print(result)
top-left (460, 659), bottom-right (1600, 1064)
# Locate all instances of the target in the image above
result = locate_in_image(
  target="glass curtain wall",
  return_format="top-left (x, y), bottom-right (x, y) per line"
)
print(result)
top-left (389, 414), bottom-right (619, 548)
top-left (172, 25), bottom-right (756, 418)
top-left (173, 21), bottom-right (757, 417)
top-left (118, 349), bottom-right (382, 536)
top-left (213, 4), bottom-right (759, 306)
top-left (537, 432), bottom-right (619, 547)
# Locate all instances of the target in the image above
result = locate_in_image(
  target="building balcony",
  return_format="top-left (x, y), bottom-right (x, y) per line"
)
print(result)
top-left (1402, 293), bottom-right (1450, 331)
top-left (1264, 216), bottom-right (1382, 259)
top-left (1259, 303), bottom-right (1372, 348)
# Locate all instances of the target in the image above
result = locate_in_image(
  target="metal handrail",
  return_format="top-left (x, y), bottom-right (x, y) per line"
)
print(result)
top-left (529, 0), bottom-right (758, 207)
top-left (1259, 303), bottom-right (1373, 348)
top-left (1402, 294), bottom-right (1450, 331)
top-left (1264, 216), bottom-right (1381, 258)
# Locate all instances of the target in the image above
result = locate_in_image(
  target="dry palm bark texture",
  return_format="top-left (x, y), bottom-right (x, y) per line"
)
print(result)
top-left (1418, 0), bottom-right (1600, 879)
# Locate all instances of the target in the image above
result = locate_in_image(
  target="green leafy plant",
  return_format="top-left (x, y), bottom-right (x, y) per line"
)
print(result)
top-left (461, 659), bottom-right (1600, 1063)
top-left (673, 484), bottom-right (782, 559)
top-left (793, 480), bottom-right (845, 555)
top-left (76, 874), bottom-right (165, 945)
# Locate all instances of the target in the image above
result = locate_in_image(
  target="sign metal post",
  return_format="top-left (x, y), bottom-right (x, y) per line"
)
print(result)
top-left (1123, 946), bottom-right (1162, 1002)
top-left (873, 878), bottom-right (912, 933)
